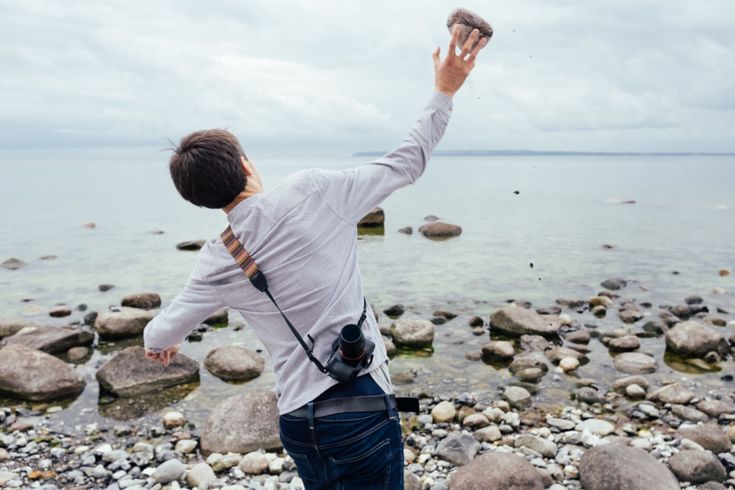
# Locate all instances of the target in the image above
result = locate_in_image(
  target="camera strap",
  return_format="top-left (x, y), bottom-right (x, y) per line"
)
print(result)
top-left (221, 225), bottom-right (366, 375)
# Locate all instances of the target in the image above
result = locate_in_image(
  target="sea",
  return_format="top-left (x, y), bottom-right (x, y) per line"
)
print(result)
top-left (0, 148), bottom-right (734, 432)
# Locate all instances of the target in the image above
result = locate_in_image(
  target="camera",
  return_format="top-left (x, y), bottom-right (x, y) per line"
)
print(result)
top-left (325, 323), bottom-right (375, 383)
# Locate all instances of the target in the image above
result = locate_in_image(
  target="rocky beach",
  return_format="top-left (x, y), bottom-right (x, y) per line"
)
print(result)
top-left (2, 208), bottom-right (735, 489)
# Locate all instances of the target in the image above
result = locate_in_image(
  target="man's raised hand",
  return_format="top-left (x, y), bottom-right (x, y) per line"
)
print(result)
top-left (433, 25), bottom-right (488, 98)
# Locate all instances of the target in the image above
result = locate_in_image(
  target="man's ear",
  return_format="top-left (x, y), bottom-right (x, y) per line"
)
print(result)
top-left (240, 155), bottom-right (254, 177)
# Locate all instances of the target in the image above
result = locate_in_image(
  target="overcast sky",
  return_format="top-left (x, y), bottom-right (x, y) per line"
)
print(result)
top-left (1, 0), bottom-right (733, 153)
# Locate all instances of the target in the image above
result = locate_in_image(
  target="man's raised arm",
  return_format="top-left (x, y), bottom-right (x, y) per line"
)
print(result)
top-left (312, 26), bottom-right (487, 224)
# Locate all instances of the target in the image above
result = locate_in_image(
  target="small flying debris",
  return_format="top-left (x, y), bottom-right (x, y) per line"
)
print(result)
top-left (513, 190), bottom-right (520, 195)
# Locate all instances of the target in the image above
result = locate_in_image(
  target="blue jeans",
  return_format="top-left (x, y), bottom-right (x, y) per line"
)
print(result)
top-left (279, 373), bottom-right (404, 489)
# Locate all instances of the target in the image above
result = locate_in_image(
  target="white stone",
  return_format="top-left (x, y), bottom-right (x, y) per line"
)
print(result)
top-left (163, 411), bottom-right (186, 429)
top-left (559, 357), bottom-right (579, 372)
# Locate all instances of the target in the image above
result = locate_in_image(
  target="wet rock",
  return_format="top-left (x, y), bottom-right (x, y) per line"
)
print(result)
top-left (509, 352), bottom-right (549, 374)
top-left (424, 214), bottom-right (440, 222)
top-left (67, 346), bottom-right (91, 362)
top-left (49, 305), bottom-right (72, 318)
top-left (121, 292), bottom-right (162, 310)
top-left (619, 309), bottom-right (643, 324)
top-left (559, 357), bottom-right (579, 372)
top-left (490, 304), bottom-right (559, 337)
top-left (383, 336), bottom-right (396, 357)
top-left (468, 316), bottom-right (483, 327)
top-left (642, 320), bottom-right (668, 336)
top-left (575, 387), bottom-right (603, 404)
top-left (649, 383), bottom-right (695, 404)
top-left (676, 425), bottom-right (732, 453)
top-left (450, 452), bottom-right (543, 490)
top-left (626, 384), bottom-right (646, 399)
top-left (515, 367), bottom-right (546, 383)
top-left (204, 346), bottom-right (265, 381)
top-left (537, 305), bottom-right (562, 315)
top-left (83, 311), bottom-right (97, 325)
top-left (418, 222), bottom-right (462, 239)
top-left (203, 308), bottom-right (228, 325)
top-left (481, 340), bottom-right (514, 360)
top-left (601, 278), bottom-right (627, 290)
top-left (613, 352), bottom-right (657, 374)
top-left (589, 296), bottom-right (613, 308)
top-left (435, 432), bottom-right (479, 466)
top-left (1, 258), bottom-right (26, 270)
top-left (0, 344), bottom-right (85, 401)
top-left (96, 346), bottom-right (199, 397)
top-left (564, 328), bottom-right (591, 344)
top-left (545, 346), bottom-right (587, 364)
top-left (390, 319), bottom-right (434, 348)
top-left (504, 386), bottom-right (532, 409)
top-left (608, 335), bottom-right (640, 352)
top-left (666, 321), bottom-right (725, 357)
top-left (398, 226), bottom-right (413, 234)
top-left (580, 443), bottom-right (679, 490)
top-left (95, 306), bottom-right (155, 339)
top-left (201, 390), bottom-right (280, 455)
top-left (98, 284), bottom-right (115, 292)
top-left (383, 304), bottom-right (404, 318)
top-left (685, 295), bottom-right (704, 305)
top-left (613, 375), bottom-right (650, 392)
top-left (668, 450), bottom-right (725, 484)
top-left (357, 207), bottom-right (384, 227)
top-left (0, 320), bottom-right (40, 339)
top-left (520, 334), bottom-right (550, 351)
top-left (0, 325), bottom-right (94, 353)
top-left (176, 240), bottom-right (205, 250)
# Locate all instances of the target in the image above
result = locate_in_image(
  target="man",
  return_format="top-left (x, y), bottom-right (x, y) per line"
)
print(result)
top-left (143, 26), bottom-right (487, 489)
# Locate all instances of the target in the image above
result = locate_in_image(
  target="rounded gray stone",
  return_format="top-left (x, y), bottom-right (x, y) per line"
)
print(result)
top-left (579, 443), bottom-right (679, 490)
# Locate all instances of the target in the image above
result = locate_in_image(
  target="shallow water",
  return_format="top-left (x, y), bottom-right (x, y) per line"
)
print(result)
top-left (0, 149), bottom-right (733, 433)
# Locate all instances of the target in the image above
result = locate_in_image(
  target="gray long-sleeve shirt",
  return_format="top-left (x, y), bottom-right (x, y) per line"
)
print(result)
top-left (143, 91), bottom-right (453, 414)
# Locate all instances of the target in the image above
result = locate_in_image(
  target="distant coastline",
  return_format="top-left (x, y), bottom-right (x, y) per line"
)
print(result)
top-left (353, 149), bottom-right (735, 157)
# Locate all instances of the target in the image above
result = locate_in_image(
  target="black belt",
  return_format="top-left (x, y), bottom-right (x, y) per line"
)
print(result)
top-left (286, 394), bottom-right (419, 418)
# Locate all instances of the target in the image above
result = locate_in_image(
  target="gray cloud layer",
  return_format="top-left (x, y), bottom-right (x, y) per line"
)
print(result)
top-left (1, 0), bottom-right (733, 152)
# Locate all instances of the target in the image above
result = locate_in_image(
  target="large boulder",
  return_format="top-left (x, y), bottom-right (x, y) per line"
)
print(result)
top-left (579, 443), bottom-right (679, 490)
top-left (0, 320), bottom-right (39, 339)
top-left (390, 320), bottom-right (434, 348)
top-left (665, 321), bottom-right (725, 357)
top-left (204, 346), bottom-right (265, 381)
top-left (96, 346), bottom-right (199, 397)
top-left (0, 345), bottom-right (85, 401)
top-left (449, 452), bottom-right (544, 490)
top-left (357, 207), bottom-right (384, 227)
top-left (200, 390), bottom-right (281, 456)
top-left (418, 222), bottom-right (462, 239)
top-left (613, 352), bottom-right (657, 374)
top-left (121, 293), bottom-right (161, 310)
top-left (95, 307), bottom-right (155, 339)
top-left (0, 325), bottom-right (94, 353)
top-left (490, 304), bottom-right (559, 337)
top-left (668, 450), bottom-right (726, 484)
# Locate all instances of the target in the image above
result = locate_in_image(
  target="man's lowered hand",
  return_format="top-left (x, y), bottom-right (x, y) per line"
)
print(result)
top-left (144, 344), bottom-right (181, 367)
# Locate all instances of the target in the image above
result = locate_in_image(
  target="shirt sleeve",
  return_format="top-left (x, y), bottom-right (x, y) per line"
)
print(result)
top-left (313, 91), bottom-right (453, 224)
top-left (143, 276), bottom-right (224, 352)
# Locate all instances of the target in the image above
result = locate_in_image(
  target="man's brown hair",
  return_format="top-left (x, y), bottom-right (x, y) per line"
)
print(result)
top-left (169, 129), bottom-right (247, 209)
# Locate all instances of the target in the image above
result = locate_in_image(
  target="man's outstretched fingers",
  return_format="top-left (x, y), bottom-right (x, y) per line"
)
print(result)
top-left (461, 29), bottom-right (480, 58)
top-left (468, 37), bottom-right (489, 61)
top-left (448, 24), bottom-right (461, 56)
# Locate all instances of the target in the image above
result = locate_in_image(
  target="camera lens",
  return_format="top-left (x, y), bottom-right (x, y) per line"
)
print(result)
top-left (339, 324), bottom-right (365, 365)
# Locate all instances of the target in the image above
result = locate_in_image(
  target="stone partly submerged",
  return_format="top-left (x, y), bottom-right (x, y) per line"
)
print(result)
top-left (446, 7), bottom-right (493, 49)
top-left (200, 390), bottom-right (281, 456)
top-left (0, 320), bottom-right (40, 339)
top-left (176, 240), bottom-right (206, 251)
top-left (390, 319), bottom-right (435, 348)
top-left (0, 344), bottom-right (85, 401)
top-left (0, 325), bottom-right (94, 353)
top-left (357, 207), bottom-right (384, 227)
top-left (490, 304), bottom-right (560, 337)
top-left (121, 293), bottom-right (162, 310)
top-left (665, 320), bottom-right (726, 357)
top-left (449, 452), bottom-right (544, 490)
top-left (204, 346), bottom-right (265, 382)
top-left (579, 443), bottom-right (679, 490)
top-left (613, 352), bottom-right (658, 374)
top-left (418, 222), bottom-right (462, 239)
top-left (95, 307), bottom-right (155, 339)
top-left (96, 346), bottom-right (199, 397)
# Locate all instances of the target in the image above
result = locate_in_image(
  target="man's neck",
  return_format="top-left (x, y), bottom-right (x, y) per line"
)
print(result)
top-left (223, 188), bottom-right (260, 214)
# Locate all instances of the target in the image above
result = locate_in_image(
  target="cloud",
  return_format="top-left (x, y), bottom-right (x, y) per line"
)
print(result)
top-left (0, 0), bottom-right (733, 152)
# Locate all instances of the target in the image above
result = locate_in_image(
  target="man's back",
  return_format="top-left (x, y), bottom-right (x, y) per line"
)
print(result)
top-left (143, 91), bottom-right (453, 413)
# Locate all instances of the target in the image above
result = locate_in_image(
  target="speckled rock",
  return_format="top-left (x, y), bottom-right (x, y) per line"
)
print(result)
top-left (579, 444), bottom-right (679, 490)
top-left (450, 452), bottom-right (544, 490)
